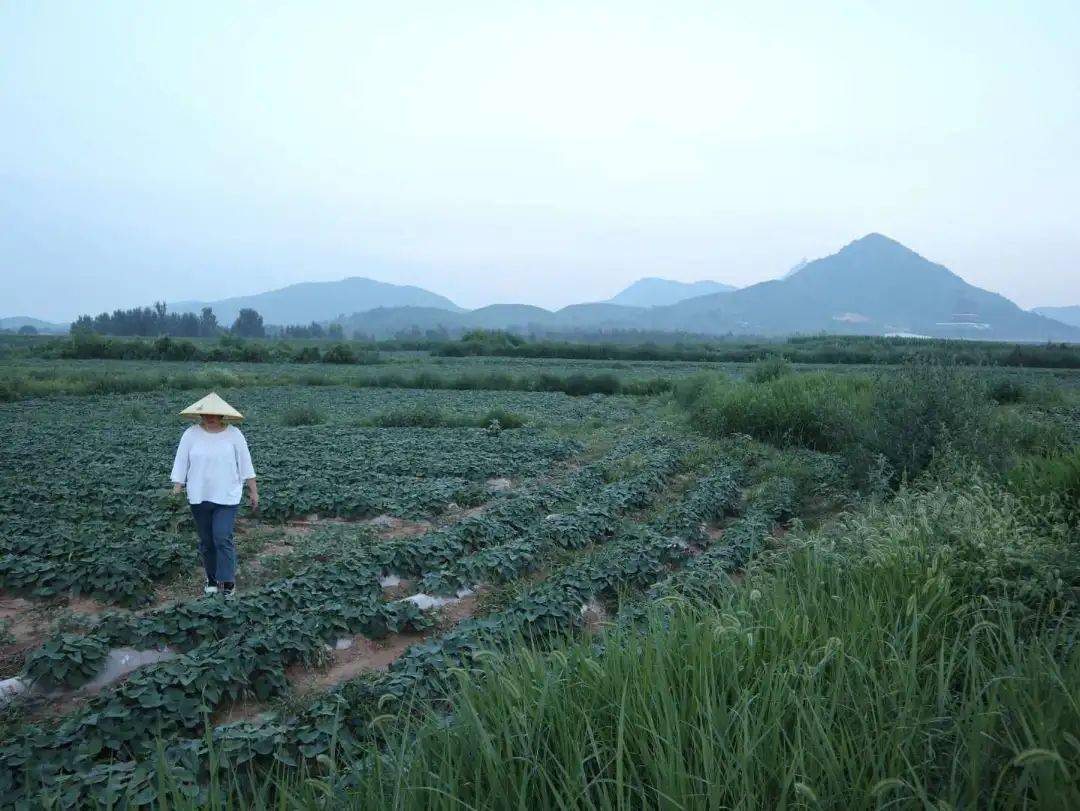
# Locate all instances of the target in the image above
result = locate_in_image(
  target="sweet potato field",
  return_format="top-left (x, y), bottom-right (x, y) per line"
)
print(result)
top-left (0, 359), bottom-right (1078, 809)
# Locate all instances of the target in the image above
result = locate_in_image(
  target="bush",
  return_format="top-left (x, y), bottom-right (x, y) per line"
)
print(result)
top-left (280, 406), bottom-right (326, 426)
top-left (563, 373), bottom-right (620, 396)
top-left (321, 344), bottom-right (356, 364)
top-left (481, 408), bottom-right (525, 429)
top-left (365, 406), bottom-right (525, 429)
top-left (746, 354), bottom-right (792, 384)
top-left (678, 365), bottom-right (1008, 487)
top-left (866, 365), bottom-right (995, 481)
top-left (988, 377), bottom-right (1027, 404)
top-left (367, 406), bottom-right (447, 428)
top-left (293, 346), bottom-right (321, 363)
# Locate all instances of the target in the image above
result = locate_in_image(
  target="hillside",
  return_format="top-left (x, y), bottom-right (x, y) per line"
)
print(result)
top-left (641, 234), bottom-right (1080, 341)
top-left (45, 236), bottom-right (1079, 342)
top-left (334, 236), bottom-right (1079, 341)
top-left (339, 302), bottom-right (647, 338)
top-left (170, 277), bottom-right (462, 325)
top-left (1033, 305), bottom-right (1080, 328)
top-left (607, 277), bottom-right (736, 307)
top-left (0, 316), bottom-right (68, 334)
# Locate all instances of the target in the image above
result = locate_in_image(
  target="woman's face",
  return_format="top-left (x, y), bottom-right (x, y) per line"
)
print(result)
top-left (201, 414), bottom-right (224, 430)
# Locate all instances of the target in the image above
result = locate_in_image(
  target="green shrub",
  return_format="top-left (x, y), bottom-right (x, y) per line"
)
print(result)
top-left (365, 406), bottom-right (525, 429)
top-left (321, 343), bottom-right (356, 364)
top-left (866, 365), bottom-right (995, 481)
top-left (293, 346), bottom-right (321, 363)
top-left (481, 408), bottom-right (525, 429)
top-left (367, 406), bottom-right (447, 428)
top-left (746, 354), bottom-right (792, 384)
top-left (678, 364), bottom-right (1008, 486)
top-left (280, 406), bottom-right (326, 426)
top-left (563, 373), bottom-right (619, 396)
top-left (673, 372), bottom-right (724, 409)
top-left (989, 378), bottom-right (1026, 404)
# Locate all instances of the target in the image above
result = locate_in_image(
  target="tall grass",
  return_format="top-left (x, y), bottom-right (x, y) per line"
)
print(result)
top-left (680, 370), bottom-right (871, 451)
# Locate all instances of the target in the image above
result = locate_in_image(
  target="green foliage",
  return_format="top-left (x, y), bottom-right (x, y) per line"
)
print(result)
top-left (684, 371), bottom-right (869, 453)
top-left (180, 465), bottom-right (1076, 811)
top-left (231, 308), bottom-right (265, 338)
top-left (677, 365), bottom-right (1034, 486)
top-left (23, 634), bottom-right (110, 690)
top-left (363, 406), bottom-right (526, 429)
top-left (320, 343), bottom-right (356, 364)
top-left (1009, 448), bottom-right (1080, 527)
top-left (746, 353), bottom-right (792, 383)
top-left (0, 357), bottom-right (674, 400)
top-left (279, 405), bottom-right (326, 426)
top-left (0, 389), bottom-right (583, 605)
top-left (863, 364), bottom-right (996, 481)
top-left (561, 372), bottom-right (620, 396)
top-left (481, 408), bottom-right (524, 429)
top-left (439, 329), bottom-right (527, 356)
top-left (435, 332), bottom-right (1080, 369)
top-left (291, 345), bottom-right (320, 363)
top-left (365, 406), bottom-right (453, 428)
top-left (989, 377), bottom-right (1027, 404)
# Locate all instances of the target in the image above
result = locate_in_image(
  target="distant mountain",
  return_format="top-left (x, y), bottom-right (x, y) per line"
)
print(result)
top-left (170, 277), bottom-right (462, 325)
top-left (0, 316), bottom-right (68, 334)
top-left (1032, 305), bottom-right (1080, 328)
top-left (336, 234), bottom-right (1079, 342)
top-left (781, 259), bottom-right (809, 279)
top-left (339, 302), bottom-right (646, 338)
top-left (27, 236), bottom-right (1073, 343)
top-left (642, 234), bottom-right (1080, 341)
top-left (606, 277), bottom-right (736, 307)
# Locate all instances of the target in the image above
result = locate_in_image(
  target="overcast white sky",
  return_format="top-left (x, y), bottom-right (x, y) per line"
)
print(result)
top-left (2, 1), bottom-right (1078, 321)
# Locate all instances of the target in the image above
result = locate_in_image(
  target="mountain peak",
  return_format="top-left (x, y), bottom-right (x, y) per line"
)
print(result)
top-left (843, 232), bottom-right (910, 252)
top-left (607, 277), bottom-right (736, 308)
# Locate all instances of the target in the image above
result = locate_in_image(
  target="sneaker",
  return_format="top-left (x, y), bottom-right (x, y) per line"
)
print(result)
top-left (204, 580), bottom-right (218, 596)
top-left (221, 582), bottom-right (236, 599)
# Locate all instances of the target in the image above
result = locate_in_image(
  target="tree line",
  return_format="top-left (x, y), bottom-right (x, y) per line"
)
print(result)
top-left (70, 302), bottom-right (342, 340)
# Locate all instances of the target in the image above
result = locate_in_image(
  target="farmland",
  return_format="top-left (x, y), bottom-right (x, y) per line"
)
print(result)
top-left (0, 348), bottom-right (1078, 808)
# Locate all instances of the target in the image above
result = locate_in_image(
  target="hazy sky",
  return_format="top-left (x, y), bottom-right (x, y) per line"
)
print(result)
top-left (2, 1), bottom-right (1078, 321)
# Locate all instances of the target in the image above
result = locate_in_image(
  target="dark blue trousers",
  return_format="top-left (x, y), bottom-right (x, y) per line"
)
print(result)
top-left (190, 501), bottom-right (238, 584)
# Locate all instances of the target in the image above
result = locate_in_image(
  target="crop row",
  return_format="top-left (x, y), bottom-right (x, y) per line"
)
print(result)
top-left (0, 410), bottom-right (578, 604)
top-left (619, 475), bottom-right (796, 623)
top-left (0, 436), bottom-right (682, 804)
top-left (417, 445), bottom-right (691, 595)
top-left (31, 459), bottom-right (757, 807)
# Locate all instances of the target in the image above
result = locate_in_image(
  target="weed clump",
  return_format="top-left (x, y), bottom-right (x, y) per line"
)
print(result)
top-left (280, 406), bottom-right (327, 426)
top-left (364, 406), bottom-right (525, 429)
top-left (746, 354), bottom-right (792, 383)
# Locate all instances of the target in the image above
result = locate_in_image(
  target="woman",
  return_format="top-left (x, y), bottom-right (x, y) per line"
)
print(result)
top-left (170, 392), bottom-right (258, 597)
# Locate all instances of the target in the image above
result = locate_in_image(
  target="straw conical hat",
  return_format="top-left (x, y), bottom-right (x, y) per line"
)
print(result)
top-left (179, 392), bottom-right (244, 422)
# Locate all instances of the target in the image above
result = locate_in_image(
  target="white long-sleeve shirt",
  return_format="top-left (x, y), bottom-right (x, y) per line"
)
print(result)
top-left (170, 425), bottom-right (256, 506)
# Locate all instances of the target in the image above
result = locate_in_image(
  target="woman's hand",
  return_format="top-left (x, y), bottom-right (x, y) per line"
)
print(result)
top-left (246, 479), bottom-right (259, 514)
top-left (171, 483), bottom-right (184, 496)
